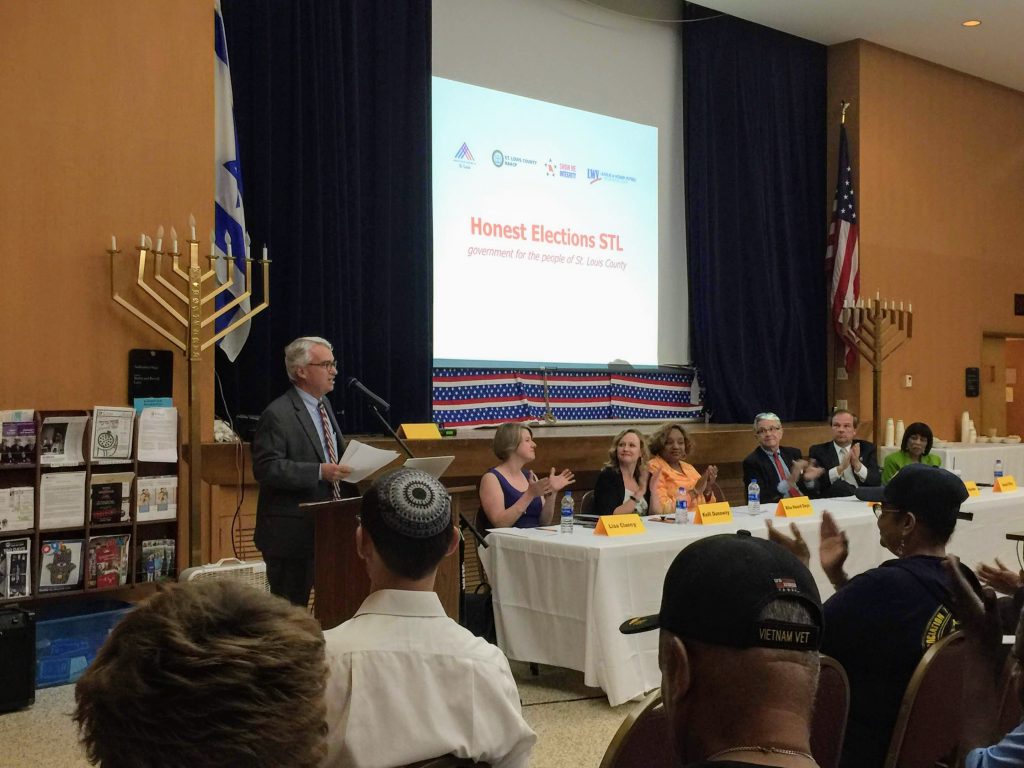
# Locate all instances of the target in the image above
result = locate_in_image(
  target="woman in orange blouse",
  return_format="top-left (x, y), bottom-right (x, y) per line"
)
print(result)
top-left (647, 423), bottom-right (718, 515)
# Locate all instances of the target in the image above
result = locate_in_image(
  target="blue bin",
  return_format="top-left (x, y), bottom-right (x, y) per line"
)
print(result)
top-left (35, 601), bottom-right (133, 688)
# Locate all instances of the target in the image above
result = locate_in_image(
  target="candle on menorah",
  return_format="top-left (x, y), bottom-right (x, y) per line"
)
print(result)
top-left (838, 294), bottom-right (913, 449)
top-left (107, 221), bottom-right (270, 567)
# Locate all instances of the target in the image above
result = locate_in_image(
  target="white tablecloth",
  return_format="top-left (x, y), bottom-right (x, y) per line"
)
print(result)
top-left (880, 443), bottom-right (1024, 484)
top-left (479, 491), bottom-right (1024, 706)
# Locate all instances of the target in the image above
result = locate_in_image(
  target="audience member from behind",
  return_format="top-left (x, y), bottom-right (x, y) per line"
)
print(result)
top-left (74, 580), bottom-right (328, 768)
top-left (593, 428), bottom-right (661, 515)
top-left (806, 409), bottom-right (881, 497)
top-left (621, 531), bottom-right (822, 767)
top-left (742, 412), bottom-right (823, 505)
top-left (945, 554), bottom-right (1024, 767)
top-left (767, 463), bottom-right (979, 767)
top-left (647, 423), bottom-right (718, 515)
top-left (881, 421), bottom-right (940, 483)
top-left (323, 468), bottom-right (536, 768)
top-left (479, 422), bottom-right (574, 527)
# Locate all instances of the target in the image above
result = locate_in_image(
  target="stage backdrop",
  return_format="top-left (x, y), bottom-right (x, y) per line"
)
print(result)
top-left (684, 5), bottom-right (828, 424)
top-left (433, 368), bottom-right (703, 427)
top-left (214, 0), bottom-right (433, 434)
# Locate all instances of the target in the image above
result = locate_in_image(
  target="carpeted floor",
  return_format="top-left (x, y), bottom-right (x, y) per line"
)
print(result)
top-left (0, 661), bottom-right (637, 767)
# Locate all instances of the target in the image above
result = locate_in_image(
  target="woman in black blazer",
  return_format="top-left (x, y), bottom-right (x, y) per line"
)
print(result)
top-left (592, 428), bottom-right (661, 516)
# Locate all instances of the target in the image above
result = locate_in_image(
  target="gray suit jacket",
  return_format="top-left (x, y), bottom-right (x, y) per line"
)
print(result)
top-left (252, 387), bottom-right (353, 559)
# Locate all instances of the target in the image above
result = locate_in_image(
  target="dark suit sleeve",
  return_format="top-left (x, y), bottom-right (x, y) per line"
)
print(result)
top-left (807, 443), bottom-right (833, 498)
top-left (858, 441), bottom-right (882, 487)
top-left (593, 468), bottom-right (623, 516)
top-left (252, 407), bottom-right (322, 491)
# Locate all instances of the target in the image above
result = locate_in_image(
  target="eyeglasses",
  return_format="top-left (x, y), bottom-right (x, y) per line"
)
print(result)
top-left (756, 425), bottom-right (782, 435)
top-left (307, 360), bottom-right (338, 370)
top-left (871, 503), bottom-right (900, 519)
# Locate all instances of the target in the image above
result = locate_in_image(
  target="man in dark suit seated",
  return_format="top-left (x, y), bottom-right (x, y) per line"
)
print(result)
top-left (742, 412), bottom-right (823, 505)
top-left (806, 409), bottom-right (881, 498)
top-left (253, 336), bottom-right (356, 606)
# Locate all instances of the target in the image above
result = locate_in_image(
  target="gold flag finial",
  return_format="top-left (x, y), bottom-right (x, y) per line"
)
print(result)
top-left (840, 101), bottom-right (850, 124)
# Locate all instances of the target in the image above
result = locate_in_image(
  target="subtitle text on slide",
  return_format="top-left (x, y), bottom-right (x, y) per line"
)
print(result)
top-left (465, 245), bottom-right (628, 271)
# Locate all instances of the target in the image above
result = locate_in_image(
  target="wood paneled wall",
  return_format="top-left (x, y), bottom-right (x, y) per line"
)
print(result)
top-left (830, 40), bottom-right (1024, 441)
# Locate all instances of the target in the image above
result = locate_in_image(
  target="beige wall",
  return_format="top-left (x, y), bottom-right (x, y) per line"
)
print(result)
top-left (0, 1), bottom-right (213, 558)
top-left (831, 40), bottom-right (1024, 441)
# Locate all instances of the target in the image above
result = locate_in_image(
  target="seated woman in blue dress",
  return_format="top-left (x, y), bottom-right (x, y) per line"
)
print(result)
top-left (478, 422), bottom-right (574, 528)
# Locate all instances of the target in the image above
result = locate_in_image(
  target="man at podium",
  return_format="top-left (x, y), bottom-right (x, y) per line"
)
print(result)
top-left (253, 336), bottom-right (355, 606)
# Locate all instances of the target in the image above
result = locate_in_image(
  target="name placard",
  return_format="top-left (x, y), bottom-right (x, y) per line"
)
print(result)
top-left (963, 480), bottom-right (981, 497)
top-left (693, 501), bottom-right (733, 525)
top-left (594, 513), bottom-right (646, 536)
top-left (775, 496), bottom-right (814, 517)
top-left (995, 475), bottom-right (1018, 492)
top-left (399, 423), bottom-right (443, 440)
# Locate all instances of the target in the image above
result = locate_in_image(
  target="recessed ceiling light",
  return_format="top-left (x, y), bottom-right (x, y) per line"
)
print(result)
top-left (962, 19), bottom-right (982, 27)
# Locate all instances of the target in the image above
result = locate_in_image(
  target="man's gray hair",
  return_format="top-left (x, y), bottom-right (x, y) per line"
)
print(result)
top-left (284, 337), bottom-right (333, 382)
top-left (753, 412), bottom-right (782, 431)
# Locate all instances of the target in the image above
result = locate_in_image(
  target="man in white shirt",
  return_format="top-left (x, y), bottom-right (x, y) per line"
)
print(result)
top-left (322, 468), bottom-right (536, 768)
top-left (807, 408), bottom-right (881, 498)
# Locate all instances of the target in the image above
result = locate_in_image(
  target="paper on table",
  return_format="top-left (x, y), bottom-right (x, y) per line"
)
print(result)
top-left (138, 407), bottom-right (179, 462)
top-left (338, 439), bottom-right (401, 483)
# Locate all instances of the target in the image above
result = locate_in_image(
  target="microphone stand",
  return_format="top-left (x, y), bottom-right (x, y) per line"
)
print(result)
top-left (368, 404), bottom-right (413, 459)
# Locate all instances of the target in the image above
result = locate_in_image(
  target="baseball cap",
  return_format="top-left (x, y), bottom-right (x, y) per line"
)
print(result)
top-left (619, 531), bottom-right (822, 651)
top-left (855, 463), bottom-right (968, 525)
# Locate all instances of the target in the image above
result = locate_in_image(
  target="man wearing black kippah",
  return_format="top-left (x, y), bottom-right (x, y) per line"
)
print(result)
top-left (620, 531), bottom-right (823, 767)
top-left (321, 468), bottom-right (535, 768)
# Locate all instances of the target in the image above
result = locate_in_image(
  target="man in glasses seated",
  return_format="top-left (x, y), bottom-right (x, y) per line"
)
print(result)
top-left (742, 412), bottom-right (823, 506)
top-left (253, 336), bottom-right (355, 606)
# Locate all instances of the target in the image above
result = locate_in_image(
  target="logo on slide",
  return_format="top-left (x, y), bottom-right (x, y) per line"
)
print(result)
top-left (587, 168), bottom-right (602, 185)
top-left (492, 150), bottom-right (504, 167)
top-left (454, 143), bottom-right (475, 162)
top-left (545, 159), bottom-right (557, 176)
top-left (587, 167), bottom-right (637, 185)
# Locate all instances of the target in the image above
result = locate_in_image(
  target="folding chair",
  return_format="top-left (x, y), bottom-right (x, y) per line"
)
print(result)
top-left (598, 690), bottom-right (674, 768)
top-left (811, 654), bottom-right (851, 768)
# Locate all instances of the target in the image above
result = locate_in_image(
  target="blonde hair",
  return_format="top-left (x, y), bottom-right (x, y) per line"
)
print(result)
top-left (492, 422), bottom-right (532, 461)
top-left (649, 423), bottom-right (694, 458)
top-left (603, 429), bottom-right (651, 482)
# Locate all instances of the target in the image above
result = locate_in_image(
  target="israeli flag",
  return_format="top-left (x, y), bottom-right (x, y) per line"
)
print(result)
top-left (214, 0), bottom-right (250, 362)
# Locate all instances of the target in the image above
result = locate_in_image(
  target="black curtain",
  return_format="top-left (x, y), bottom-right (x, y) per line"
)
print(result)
top-left (684, 6), bottom-right (828, 424)
top-left (216, 0), bottom-right (432, 434)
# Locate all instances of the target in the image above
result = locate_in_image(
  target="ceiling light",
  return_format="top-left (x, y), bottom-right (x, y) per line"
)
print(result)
top-left (962, 19), bottom-right (982, 27)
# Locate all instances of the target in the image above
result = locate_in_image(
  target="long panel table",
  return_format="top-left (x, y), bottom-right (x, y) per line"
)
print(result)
top-left (480, 490), bottom-right (1024, 706)
top-left (880, 442), bottom-right (1024, 484)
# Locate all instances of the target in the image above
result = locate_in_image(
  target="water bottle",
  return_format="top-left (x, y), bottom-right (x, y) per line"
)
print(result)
top-left (675, 486), bottom-right (688, 525)
top-left (995, 459), bottom-right (1004, 482)
top-left (560, 491), bottom-right (574, 534)
top-left (747, 478), bottom-right (761, 515)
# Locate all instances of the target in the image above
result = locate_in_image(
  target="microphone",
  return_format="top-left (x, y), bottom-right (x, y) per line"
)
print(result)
top-left (347, 377), bottom-right (390, 412)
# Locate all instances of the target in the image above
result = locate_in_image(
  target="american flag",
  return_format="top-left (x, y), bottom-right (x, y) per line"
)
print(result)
top-left (825, 123), bottom-right (859, 372)
top-left (432, 369), bottom-right (704, 427)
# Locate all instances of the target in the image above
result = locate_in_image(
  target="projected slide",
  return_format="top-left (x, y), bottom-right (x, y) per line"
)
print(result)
top-left (432, 77), bottom-right (658, 367)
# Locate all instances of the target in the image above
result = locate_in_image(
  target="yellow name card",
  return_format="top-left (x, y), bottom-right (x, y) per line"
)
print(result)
top-left (995, 475), bottom-right (1018, 492)
top-left (693, 501), bottom-right (733, 525)
top-left (594, 513), bottom-right (646, 536)
top-left (963, 480), bottom-right (981, 497)
top-left (399, 423), bottom-right (443, 440)
top-left (776, 496), bottom-right (814, 517)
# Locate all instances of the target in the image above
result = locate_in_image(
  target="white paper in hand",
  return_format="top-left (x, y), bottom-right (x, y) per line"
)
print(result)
top-left (338, 440), bottom-right (401, 483)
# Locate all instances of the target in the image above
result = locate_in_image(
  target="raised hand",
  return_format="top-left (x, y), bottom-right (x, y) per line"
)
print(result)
top-left (547, 467), bottom-right (575, 493)
top-left (802, 459), bottom-right (825, 481)
top-left (528, 471), bottom-right (552, 498)
top-left (819, 511), bottom-right (849, 579)
top-left (976, 557), bottom-right (1024, 596)
top-left (945, 555), bottom-right (1002, 654)
top-left (765, 519), bottom-right (810, 566)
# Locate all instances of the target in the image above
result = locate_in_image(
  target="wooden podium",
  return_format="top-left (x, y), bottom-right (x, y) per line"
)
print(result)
top-left (304, 497), bottom-right (461, 631)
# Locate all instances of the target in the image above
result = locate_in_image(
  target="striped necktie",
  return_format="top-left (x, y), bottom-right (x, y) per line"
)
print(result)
top-left (318, 400), bottom-right (342, 500)
top-left (773, 452), bottom-right (801, 497)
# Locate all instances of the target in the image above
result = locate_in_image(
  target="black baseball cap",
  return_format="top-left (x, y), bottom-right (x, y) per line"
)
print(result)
top-left (855, 463), bottom-right (968, 526)
top-left (619, 531), bottom-right (823, 651)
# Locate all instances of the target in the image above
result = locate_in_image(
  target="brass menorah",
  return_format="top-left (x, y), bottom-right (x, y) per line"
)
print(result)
top-left (839, 294), bottom-right (912, 449)
top-left (107, 215), bottom-right (270, 566)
